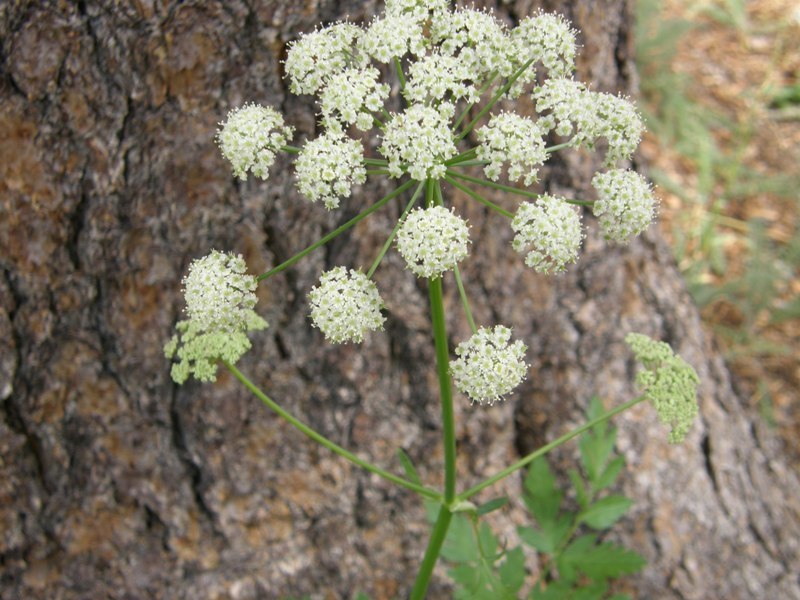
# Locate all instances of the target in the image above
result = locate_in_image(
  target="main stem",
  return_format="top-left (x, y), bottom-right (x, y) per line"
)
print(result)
top-left (409, 180), bottom-right (459, 598)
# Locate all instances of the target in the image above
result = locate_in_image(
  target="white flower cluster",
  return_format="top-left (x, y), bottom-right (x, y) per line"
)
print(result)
top-left (359, 15), bottom-right (428, 63)
top-left (295, 132), bottom-right (366, 209)
top-left (396, 206), bottom-right (470, 278)
top-left (380, 104), bottom-right (457, 180)
top-left (285, 23), bottom-right (365, 95)
top-left (165, 250), bottom-right (268, 383)
top-left (591, 169), bottom-right (657, 243)
top-left (183, 250), bottom-right (260, 331)
top-left (511, 196), bottom-right (583, 274)
top-left (385, 0), bottom-right (449, 20)
top-left (321, 67), bottom-right (390, 132)
top-left (533, 80), bottom-right (644, 165)
top-left (217, 104), bottom-right (294, 180)
top-left (308, 267), bottom-right (386, 343)
top-left (404, 53), bottom-right (477, 106)
top-left (510, 11), bottom-right (577, 95)
top-left (432, 8), bottom-right (515, 78)
top-left (450, 325), bottom-right (528, 404)
top-left (477, 112), bottom-right (548, 185)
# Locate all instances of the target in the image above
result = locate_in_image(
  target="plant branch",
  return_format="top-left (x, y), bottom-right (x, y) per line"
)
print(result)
top-left (367, 181), bottom-right (425, 278)
top-left (444, 174), bottom-right (514, 219)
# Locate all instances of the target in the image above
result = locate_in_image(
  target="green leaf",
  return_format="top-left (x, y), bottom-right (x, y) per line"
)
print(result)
top-left (595, 455), bottom-right (625, 490)
top-left (608, 595), bottom-right (633, 600)
top-left (518, 514), bottom-right (572, 555)
top-left (557, 534), bottom-right (597, 582)
top-left (571, 581), bottom-right (607, 600)
top-left (568, 468), bottom-right (589, 509)
top-left (497, 547), bottom-right (525, 593)
top-left (576, 543), bottom-right (647, 580)
top-left (478, 521), bottom-right (498, 560)
top-left (476, 496), bottom-right (509, 516)
top-left (353, 594), bottom-right (371, 600)
top-left (523, 457), bottom-right (562, 523)
top-left (530, 580), bottom-right (574, 600)
top-left (396, 448), bottom-right (421, 485)
top-left (441, 514), bottom-right (480, 562)
top-left (579, 495), bottom-right (632, 530)
top-left (579, 403), bottom-right (617, 485)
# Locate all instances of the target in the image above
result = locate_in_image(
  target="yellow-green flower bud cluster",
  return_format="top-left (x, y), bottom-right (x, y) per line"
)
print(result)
top-left (625, 333), bottom-right (700, 443)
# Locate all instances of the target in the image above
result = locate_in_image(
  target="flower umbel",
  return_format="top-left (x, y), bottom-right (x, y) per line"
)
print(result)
top-left (396, 205), bottom-right (470, 278)
top-left (626, 333), bottom-right (700, 443)
top-left (295, 132), bottom-right (366, 210)
top-left (165, 251), bottom-right (267, 383)
top-left (308, 267), bottom-right (386, 343)
top-left (511, 196), bottom-right (583, 274)
top-left (450, 325), bottom-right (528, 404)
top-left (592, 169), bottom-right (657, 243)
top-left (217, 104), bottom-right (293, 181)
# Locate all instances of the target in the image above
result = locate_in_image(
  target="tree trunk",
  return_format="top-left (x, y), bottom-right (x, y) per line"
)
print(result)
top-left (1, 1), bottom-right (797, 598)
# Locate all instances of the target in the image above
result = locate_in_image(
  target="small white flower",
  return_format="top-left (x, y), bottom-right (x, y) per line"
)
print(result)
top-left (295, 132), bottom-right (366, 209)
top-left (380, 103), bottom-right (458, 180)
top-left (476, 112), bottom-right (548, 186)
top-left (217, 104), bottom-right (294, 181)
top-left (395, 206), bottom-right (470, 278)
top-left (590, 92), bottom-right (644, 166)
top-left (591, 169), bottom-right (657, 243)
top-left (510, 11), bottom-right (577, 96)
top-left (320, 67), bottom-right (390, 132)
top-left (385, 0), bottom-right (449, 21)
top-left (285, 22), bottom-right (365, 96)
top-left (182, 250), bottom-right (260, 332)
top-left (308, 267), bottom-right (386, 343)
top-left (511, 196), bottom-right (583, 274)
top-left (450, 325), bottom-right (528, 405)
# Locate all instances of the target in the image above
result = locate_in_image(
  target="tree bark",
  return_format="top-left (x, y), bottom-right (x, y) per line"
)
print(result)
top-left (1, 1), bottom-right (797, 598)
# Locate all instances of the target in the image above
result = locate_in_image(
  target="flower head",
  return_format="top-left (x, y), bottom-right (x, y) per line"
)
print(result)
top-left (396, 206), bottom-right (470, 278)
top-left (217, 104), bottom-right (294, 180)
top-left (285, 22), bottom-right (365, 96)
top-left (403, 53), bottom-right (477, 106)
top-left (165, 250), bottom-right (267, 383)
top-left (359, 15), bottom-right (428, 63)
top-left (625, 333), bottom-right (700, 444)
top-left (476, 112), bottom-right (548, 185)
top-left (295, 132), bottom-right (366, 209)
top-left (510, 11), bottom-right (577, 96)
top-left (320, 67), bottom-right (390, 132)
top-left (590, 92), bottom-right (644, 166)
top-left (450, 325), bottom-right (528, 404)
top-left (308, 267), bottom-right (386, 343)
top-left (380, 103), bottom-right (458, 180)
top-left (511, 196), bottom-right (583, 274)
top-left (591, 169), bottom-right (657, 243)
top-left (431, 8), bottom-right (515, 78)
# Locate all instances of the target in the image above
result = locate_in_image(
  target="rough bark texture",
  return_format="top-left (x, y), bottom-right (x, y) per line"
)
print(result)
top-left (1, 1), bottom-right (798, 598)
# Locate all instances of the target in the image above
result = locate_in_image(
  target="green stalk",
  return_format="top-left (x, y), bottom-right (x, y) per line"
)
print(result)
top-left (364, 158), bottom-right (389, 167)
top-left (453, 265), bottom-right (477, 334)
top-left (457, 396), bottom-right (646, 501)
top-left (452, 71), bottom-right (498, 132)
top-left (446, 159), bottom-right (490, 167)
top-left (394, 57), bottom-right (406, 91)
top-left (545, 140), bottom-right (578, 153)
top-left (444, 175), bottom-right (514, 219)
top-left (366, 182), bottom-right (425, 278)
top-left (448, 171), bottom-right (541, 200)
top-left (444, 148), bottom-right (478, 166)
top-left (224, 361), bottom-right (441, 501)
top-left (257, 180), bottom-right (415, 282)
top-left (456, 58), bottom-right (534, 142)
top-left (409, 506), bottom-right (453, 600)
top-left (281, 144), bottom-right (302, 154)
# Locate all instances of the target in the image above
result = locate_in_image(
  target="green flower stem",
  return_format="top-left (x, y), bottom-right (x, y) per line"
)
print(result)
top-left (433, 178), bottom-right (444, 207)
top-left (457, 396), bottom-right (646, 501)
top-left (545, 140), bottom-right (578, 153)
top-left (224, 361), bottom-right (442, 501)
top-left (444, 174), bottom-right (514, 219)
top-left (373, 116), bottom-right (386, 130)
top-left (448, 171), bottom-right (541, 200)
top-left (444, 148), bottom-right (478, 166)
top-left (366, 182), bottom-right (425, 279)
top-left (456, 58), bottom-right (535, 142)
top-left (565, 199), bottom-right (595, 207)
top-left (453, 265), bottom-right (478, 335)
top-left (447, 159), bottom-right (490, 167)
top-left (394, 57), bottom-right (406, 91)
top-left (281, 144), bottom-right (302, 154)
top-left (409, 505), bottom-right (453, 600)
top-left (364, 158), bottom-right (389, 167)
top-left (256, 180), bottom-right (415, 282)
top-left (453, 71), bottom-right (497, 132)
